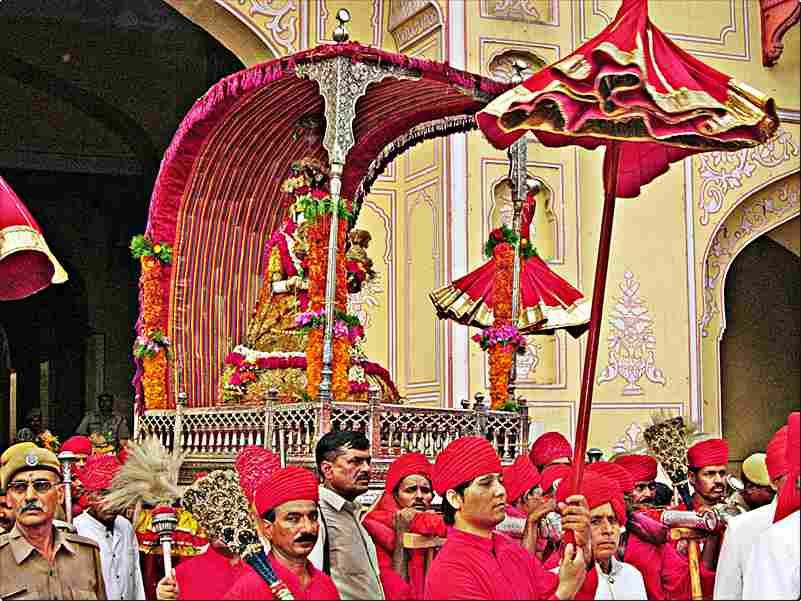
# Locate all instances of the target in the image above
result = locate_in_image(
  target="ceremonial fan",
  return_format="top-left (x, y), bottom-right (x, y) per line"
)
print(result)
top-left (182, 470), bottom-right (294, 600)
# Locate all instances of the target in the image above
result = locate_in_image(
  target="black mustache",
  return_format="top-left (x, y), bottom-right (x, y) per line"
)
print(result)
top-left (294, 534), bottom-right (317, 544)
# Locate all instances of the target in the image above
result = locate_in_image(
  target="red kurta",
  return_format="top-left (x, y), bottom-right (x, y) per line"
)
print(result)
top-left (175, 546), bottom-right (254, 600)
top-left (362, 494), bottom-right (448, 599)
top-left (424, 527), bottom-right (566, 600)
top-left (224, 551), bottom-right (340, 600)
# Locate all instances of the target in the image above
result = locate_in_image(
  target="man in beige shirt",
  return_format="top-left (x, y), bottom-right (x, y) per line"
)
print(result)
top-left (309, 430), bottom-right (385, 600)
top-left (0, 445), bottom-right (106, 600)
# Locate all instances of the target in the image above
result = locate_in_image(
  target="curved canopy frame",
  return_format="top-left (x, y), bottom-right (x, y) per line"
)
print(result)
top-left (138, 42), bottom-right (511, 409)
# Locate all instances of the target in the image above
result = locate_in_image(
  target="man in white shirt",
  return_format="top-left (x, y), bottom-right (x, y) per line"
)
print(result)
top-left (309, 430), bottom-right (384, 600)
top-left (714, 424), bottom-right (789, 600)
top-left (73, 454), bottom-right (145, 600)
top-left (742, 411), bottom-right (800, 601)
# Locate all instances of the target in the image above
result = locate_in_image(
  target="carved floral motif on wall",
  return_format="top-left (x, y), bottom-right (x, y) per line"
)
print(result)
top-left (700, 176), bottom-right (800, 338)
top-left (597, 271), bottom-right (667, 395)
top-left (237, 0), bottom-right (299, 54)
top-left (697, 129), bottom-right (799, 226)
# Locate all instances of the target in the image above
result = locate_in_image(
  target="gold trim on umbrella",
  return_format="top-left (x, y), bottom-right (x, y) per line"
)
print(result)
top-left (0, 225), bottom-right (68, 284)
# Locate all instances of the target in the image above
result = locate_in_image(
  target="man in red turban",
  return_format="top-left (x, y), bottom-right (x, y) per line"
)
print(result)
top-left (362, 452), bottom-right (446, 599)
top-left (534, 462), bottom-right (572, 570)
top-left (530, 432), bottom-right (573, 471)
top-left (661, 438), bottom-right (729, 599)
top-left (613, 454), bottom-right (658, 506)
top-left (225, 466), bottom-right (340, 600)
top-left (61, 435), bottom-right (93, 468)
top-left (498, 455), bottom-right (555, 555)
top-left (73, 454), bottom-right (146, 600)
top-left (423, 436), bottom-right (594, 600)
top-left (742, 411), bottom-right (800, 599)
top-left (556, 471), bottom-right (647, 599)
top-left (234, 445), bottom-right (280, 547)
top-left (716, 420), bottom-right (791, 599)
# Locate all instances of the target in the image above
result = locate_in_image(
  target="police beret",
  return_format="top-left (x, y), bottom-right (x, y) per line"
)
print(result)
top-left (0, 442), bottom-right (38, 467)
top-left (1, 446), bottom-right (61, 490)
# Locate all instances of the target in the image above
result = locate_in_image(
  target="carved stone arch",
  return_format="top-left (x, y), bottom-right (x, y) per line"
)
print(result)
top-left (487, 49), bottom-right (548, 83)
top-left (699, 169), bottom-right (800, 433)
top-left (162, 0), bottom-right (278, 66)
top-left (387, 0), bottom-right (444, 52)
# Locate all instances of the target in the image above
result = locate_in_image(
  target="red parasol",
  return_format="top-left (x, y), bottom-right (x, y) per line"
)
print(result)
top-left (0, 176), bottom-right (68, 300)
top-left (476, 0), bottom-right (778, 504)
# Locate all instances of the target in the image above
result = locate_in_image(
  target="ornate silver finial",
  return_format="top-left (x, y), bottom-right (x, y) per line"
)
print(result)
top-left (333, 8), bottom-right (351, 43)
top-left (525, 176), bottom-right (543, 196)
top-left (510, 59), bottom-right (528, 85)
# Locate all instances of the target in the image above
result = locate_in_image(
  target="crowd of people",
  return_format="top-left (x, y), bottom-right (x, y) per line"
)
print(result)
top-left (0, 409), bottom-right (798, 600)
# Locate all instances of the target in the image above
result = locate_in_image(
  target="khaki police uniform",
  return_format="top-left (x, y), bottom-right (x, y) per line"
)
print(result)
top-left (0, 524), bottom-right (107, 600)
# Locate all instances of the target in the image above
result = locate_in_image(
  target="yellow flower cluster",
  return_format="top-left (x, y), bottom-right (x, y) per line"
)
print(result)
top-left (139, 255), bottom-right (169, 409)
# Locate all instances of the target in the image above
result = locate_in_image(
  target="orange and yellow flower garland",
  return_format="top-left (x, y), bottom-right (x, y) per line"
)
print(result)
top-left (490, 240), bottom-right (515, 410)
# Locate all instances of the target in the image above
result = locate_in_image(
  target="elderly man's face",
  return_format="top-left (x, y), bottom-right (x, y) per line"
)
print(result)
top-left (590, 502), bottom-right (622, 564)
top-left (6, 469), bottom-right (63, 529)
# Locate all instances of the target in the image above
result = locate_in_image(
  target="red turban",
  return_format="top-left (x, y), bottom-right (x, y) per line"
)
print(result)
top-left (613, 454), bottom-right (658, 484)
top-left (774, 412), bottom-right (800, 524)
top-left (385, 452), bottom-right (432, 494)
top-left (61, 436), bottom-right (92, 456)
top-left (78, 454), bottom-right (121, 492)
top-left (556, 470), bottom-right (627, 526)
top-left (235, 445), bottom-right (280, 504)
top-left (589, 461), bottom-right (635, 494)
top-left (529, 432), bottom-right (572, 468)
top-left (540, 463), bottom-right (571, 494)
top-left (503, 455), bottom-right (541, 504)
top-left (255, 466), bottom-right (319, 516)
top-left (688, 438), bottom-right (729, 469)
top-left (432, 436), bottom-right (501, 496)
top-left (766, 426), bottom-right (789, 481)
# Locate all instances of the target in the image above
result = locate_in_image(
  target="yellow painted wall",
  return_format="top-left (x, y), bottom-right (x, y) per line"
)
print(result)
top-left (202, 0), bottom-right (800, 455)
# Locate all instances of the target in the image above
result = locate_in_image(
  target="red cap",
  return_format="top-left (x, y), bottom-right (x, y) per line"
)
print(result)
top-left (529, 432), bottom-right (572, 468)
top-left (688, 438), bottom-right (729, 469)
top-left (433, 437), bottom-right (501, 496)
top-left (117, 447), bottom-right (130, 465)
top-left (77, 454), bottom-right (121, 492)
top-left (255, 466), bottom-right (319, 516)
top-left (503, 456), bottom-right (541, 504)
top-left (540, 463), bottom-right (572, 494)
top-left (787, 412), bottom-right (800, 473)
top-left (235, 446), bottom-right (280, 504)
top-left (385, 453), bottom-right (432, 494)
top-left (612, 455), bottom-right (658, 484)
top-left (556, 470), bottom-right (627, 526)
top-left (61, 436), bottom-right (92, 456)
top-left (773, 412), bottom-right (800, 523)
top-left (766, 426), bottom-right (789, 481)
top-left (589, 461), bottom-right (635, 494)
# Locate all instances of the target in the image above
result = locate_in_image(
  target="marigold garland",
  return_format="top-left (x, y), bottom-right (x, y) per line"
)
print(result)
top-left (332, 337), bottom-right (350, 402)
top-left (489, 240), bottom-right (517, 410)
top-left (305, 328), bottom-right (324, 399)
top-left (143, 351), bottom-right (169, 409)
top-left (138, 254), bottom-right (169, 410)
top-left (488, 344), bottom-right (515, 410)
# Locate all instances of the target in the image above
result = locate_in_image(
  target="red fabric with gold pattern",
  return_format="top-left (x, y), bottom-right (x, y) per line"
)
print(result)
top-left (384, 452), bottom-right (432, 495)
top-left (588, 461), bottom-right (635, 494)
top-left (529, 432), bottom-right (572, 468)
top-left (77, 454), bottom-right (121, 492)
top-left (235, 445), bottom-right (280, 504)
top-left (432, 436), bottom-right (502, 496)
top-left (766, 425), bottom-right (789, 481)
top-left (476, 0), bottom-right (778, 199)
top-left (556, 470), bottom-right (627, 526)
top-left (612, 454), bottom-right (658, 484)
top-left (687, 438), bottom-right (729, 469)
top-left (254, 466), bottom-right (319, 516)
top-left (503, 455), bottom-right (541, 504)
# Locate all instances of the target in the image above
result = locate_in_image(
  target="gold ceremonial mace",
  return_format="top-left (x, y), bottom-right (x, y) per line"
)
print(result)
top-left (669, 528), bottom-right (705, 600)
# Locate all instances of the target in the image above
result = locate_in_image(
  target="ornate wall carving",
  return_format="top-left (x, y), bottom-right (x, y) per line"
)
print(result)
top-left (487, 49), bottom-right (548, 83)
top-left (388, 0), bottom-right (443, 51)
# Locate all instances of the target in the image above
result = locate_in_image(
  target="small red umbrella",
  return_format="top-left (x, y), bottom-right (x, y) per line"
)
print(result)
top-left (0, 175), bottom-right (68, 300)
top-left (476, 0), bottom-right (778, 505)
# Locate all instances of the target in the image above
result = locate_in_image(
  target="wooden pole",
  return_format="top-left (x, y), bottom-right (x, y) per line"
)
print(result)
top-left (568, 142), bottom-right (622, 507)
top-left (9, 368), bottom-right (17, 442)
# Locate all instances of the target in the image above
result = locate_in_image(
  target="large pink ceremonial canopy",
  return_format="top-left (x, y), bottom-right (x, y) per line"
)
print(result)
top-left (142, 42), bottom-right (511, 408)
